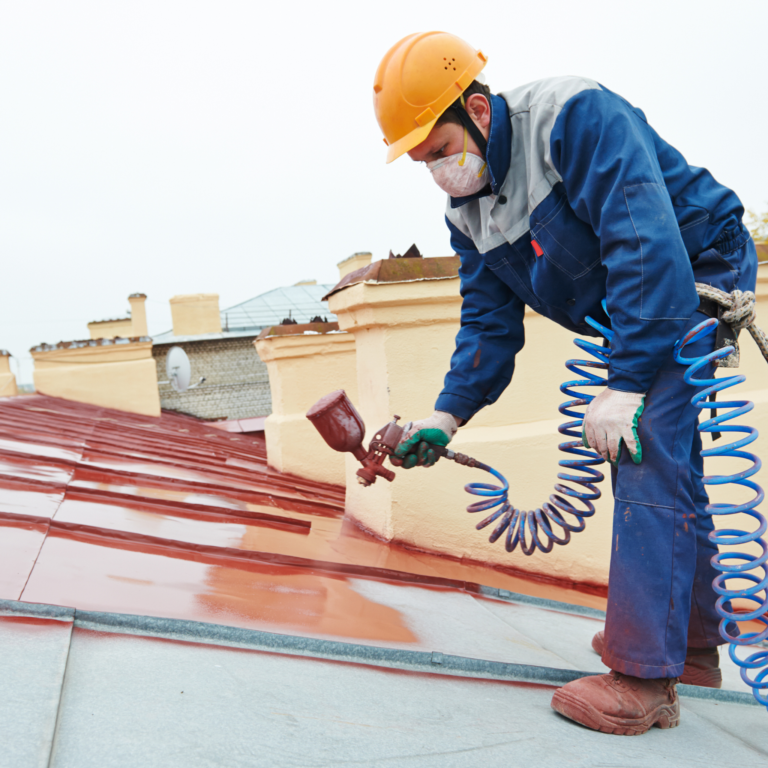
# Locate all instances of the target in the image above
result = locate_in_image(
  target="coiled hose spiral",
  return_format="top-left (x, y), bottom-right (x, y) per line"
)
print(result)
top-left (466, 313), bottom-right (610, 555)
top-left (674, 317), bottom-right (768, 709)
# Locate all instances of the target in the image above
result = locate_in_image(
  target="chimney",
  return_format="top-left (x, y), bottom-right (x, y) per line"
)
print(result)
top-left (0, 350), bottom-right (17, 397)
top-left (169, 294), bottom-right (222, 337)
top-left (337, 252), bottom-right (372, 281)
top-left (128, 293), bottom-right (148, 337)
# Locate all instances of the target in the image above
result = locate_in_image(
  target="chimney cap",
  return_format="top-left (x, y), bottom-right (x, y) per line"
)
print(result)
top-left (88, 317), bottom-right (130, 325)
top-left (128, 293), bottom-right (147, 299)
top-left (169, 293), bottom-right (220, 304)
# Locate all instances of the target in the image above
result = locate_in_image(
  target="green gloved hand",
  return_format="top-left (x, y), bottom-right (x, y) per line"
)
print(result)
top-left (582, 388), bottom-right (645, 467)
top-left (392, 411), bottom-right (459, 469)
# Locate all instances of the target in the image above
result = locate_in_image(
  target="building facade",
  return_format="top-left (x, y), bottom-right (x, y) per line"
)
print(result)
top-left (152, 283), bottom-right (338, 421)
top-left (153, 334), bottom-right (271, 420)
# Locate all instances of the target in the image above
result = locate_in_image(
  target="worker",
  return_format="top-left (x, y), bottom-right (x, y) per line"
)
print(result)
top-left (374, 32), bottom-right (758, 735)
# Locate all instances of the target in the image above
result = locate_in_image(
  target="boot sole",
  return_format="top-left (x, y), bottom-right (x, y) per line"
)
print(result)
top-left (551, 689), bottom-right (680, 735)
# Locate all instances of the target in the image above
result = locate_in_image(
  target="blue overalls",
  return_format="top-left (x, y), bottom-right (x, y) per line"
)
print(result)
top-left (435, 78), bottom-right (758, 678)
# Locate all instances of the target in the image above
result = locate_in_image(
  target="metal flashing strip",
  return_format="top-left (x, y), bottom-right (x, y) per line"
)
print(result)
top-left (0, 599), bottom-right (757, 707)
top-left (0, 599), bottom-right (74, 622)
top-left (71, 609), bottom-right (590, 688)
top-left (476, 585), bottom-right (607, 619)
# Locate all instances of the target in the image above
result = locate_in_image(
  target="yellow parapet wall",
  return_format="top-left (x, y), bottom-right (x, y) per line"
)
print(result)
top-left (87, 318), bottom-right (133, 340)
top-left (326, 257), bottom-right (768, 591)
top-left (256, 322), bottom-right (357, 487)
top-left (32, 338), bottom-right (161, 417)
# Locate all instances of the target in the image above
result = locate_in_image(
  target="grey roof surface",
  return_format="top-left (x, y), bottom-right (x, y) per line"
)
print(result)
top-left (0, 615), bottom-right (72, 768)
top-left (152, 284), bottom-right (336, 344)
top-left (2, 589), bottom-right (766, 767)
top-left (49, 631), bottom-right (768, 768)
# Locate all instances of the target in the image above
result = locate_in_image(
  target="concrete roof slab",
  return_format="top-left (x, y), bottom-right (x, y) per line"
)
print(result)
top-left (47, 629), bottom-right (768, 768)
top-left (0, 615), bottom-right (73, 768)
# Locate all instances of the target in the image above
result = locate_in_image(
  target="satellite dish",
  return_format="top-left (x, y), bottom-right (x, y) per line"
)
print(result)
top-left (167, 346), bottom-right (191, 392)
top-left (157, 346), bottom-right (205, 392)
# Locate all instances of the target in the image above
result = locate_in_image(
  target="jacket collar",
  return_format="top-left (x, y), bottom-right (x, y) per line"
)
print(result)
top-left (449, 93), bottom-right (511, 208)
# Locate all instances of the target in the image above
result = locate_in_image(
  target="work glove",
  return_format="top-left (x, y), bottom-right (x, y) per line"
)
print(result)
top-left (392, 411), bottom-right (460, 469)
top-left (582, 388), bottom-right (644, 466)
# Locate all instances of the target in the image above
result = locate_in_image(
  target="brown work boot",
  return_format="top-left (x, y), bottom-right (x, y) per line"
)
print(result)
top-left (592, 630), bottom-right (722, 688)
top-left (551, 671), bottom-right (680, 735)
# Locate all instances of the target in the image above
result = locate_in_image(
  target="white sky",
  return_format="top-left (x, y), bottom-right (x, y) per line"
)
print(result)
top-left (1, 0), bottom-right (766, 384)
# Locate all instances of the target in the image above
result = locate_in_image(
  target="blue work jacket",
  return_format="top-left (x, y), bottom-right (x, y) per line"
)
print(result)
top-left (435, 77), bottom-right (752, 423)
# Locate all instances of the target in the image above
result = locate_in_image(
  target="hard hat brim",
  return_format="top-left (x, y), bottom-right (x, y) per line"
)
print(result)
top-left (385, 119), bottom-right (438, 164)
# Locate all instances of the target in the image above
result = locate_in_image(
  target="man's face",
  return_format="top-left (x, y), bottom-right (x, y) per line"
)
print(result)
top-left (407, 121), bottom-right (483, 164)
top-left (406, 94), bottom-right (490, 164)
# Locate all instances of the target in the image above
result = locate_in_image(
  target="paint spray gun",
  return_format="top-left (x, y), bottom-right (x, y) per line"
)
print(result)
top-left (305, 367), bottom-right (611, 556)
top-left (306, 390), bottom-right (487, 487)
top-left (305, 307), bottom-right (618, 555)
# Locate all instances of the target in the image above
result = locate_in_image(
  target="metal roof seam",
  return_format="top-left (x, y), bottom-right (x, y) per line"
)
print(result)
top-left (476, 586), bottom-right (607, 620)
top-left (2, 602), bottom-right (757, 708)
top-left (0, 599), bottom-right (75, 622)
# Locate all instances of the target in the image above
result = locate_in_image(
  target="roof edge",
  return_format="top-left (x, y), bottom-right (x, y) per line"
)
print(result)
top-left (256, 321), bottom-right (341, 341)
top-left (323, 255), bottom-right (461, 300)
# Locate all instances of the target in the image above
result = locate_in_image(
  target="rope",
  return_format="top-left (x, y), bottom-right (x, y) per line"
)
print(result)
top-left (695, 283), bottom-right (768, 368)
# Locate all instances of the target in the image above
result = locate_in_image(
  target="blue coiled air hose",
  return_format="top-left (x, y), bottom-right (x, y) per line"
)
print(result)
top-left (674, 316), bottom-right (768, 709)
top-left (466, 312), bottom-right (611, 555)
top-left (463, 310), bottom-right (767, 708)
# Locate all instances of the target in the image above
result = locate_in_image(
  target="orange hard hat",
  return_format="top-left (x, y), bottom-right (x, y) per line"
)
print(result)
top-left (373, 32), bottom-right (487, 164)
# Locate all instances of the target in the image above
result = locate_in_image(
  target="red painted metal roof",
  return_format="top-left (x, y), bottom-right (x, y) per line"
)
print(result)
top-left (0, 395), bottom-right (605, 644)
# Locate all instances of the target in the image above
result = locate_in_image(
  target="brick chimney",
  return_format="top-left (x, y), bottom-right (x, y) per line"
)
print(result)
top-left (169, 294), bottom-right (222, 337)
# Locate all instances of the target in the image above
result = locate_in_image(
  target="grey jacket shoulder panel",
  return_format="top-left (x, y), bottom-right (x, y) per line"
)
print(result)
top-left (446, 76), bottom-right (602, 255)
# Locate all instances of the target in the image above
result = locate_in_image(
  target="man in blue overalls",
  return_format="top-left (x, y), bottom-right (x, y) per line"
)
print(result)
top-left (373, 32), bottom-right (758, 735)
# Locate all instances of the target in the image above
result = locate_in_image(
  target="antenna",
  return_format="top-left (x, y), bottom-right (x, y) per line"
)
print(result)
top-left (157, 346), bottom-right (205, 392)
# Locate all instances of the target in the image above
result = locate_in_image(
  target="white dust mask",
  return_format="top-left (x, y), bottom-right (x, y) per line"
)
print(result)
top-left (427, 130), bottom-right (489, 197)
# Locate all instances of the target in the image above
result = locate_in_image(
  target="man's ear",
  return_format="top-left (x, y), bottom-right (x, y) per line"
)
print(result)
top-left (465, 94), bottom-right (491, 130)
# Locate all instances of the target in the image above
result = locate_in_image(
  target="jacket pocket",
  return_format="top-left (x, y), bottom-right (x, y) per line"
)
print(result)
top-left (530, 194), bottom-right (602, 279)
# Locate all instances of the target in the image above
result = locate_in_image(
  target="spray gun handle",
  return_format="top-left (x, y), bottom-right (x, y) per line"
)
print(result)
top-left (355, 415), bottom-right (405, 486)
